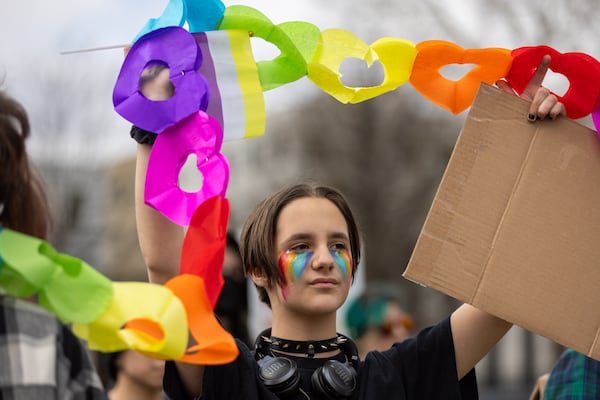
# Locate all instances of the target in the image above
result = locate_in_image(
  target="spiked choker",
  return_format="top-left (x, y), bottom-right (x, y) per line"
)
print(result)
top-left (265, 334), bottom-right (344, 358)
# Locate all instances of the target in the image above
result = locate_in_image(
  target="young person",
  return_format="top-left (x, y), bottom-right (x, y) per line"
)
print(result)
top-left (0, 87), bottom-right (105, 399)
top-left (134, 56), bottom-right (565, 399)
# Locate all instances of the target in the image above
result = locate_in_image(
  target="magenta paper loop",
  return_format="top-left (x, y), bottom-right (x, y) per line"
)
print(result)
top-left (113, 26), bottom-right (210, 133)
top-left (145, 110), bottom-right (229, 226)
top-left (593, 105), bottom-right (600, 137)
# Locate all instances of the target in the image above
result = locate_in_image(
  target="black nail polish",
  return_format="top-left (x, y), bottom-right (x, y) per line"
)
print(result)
top-left (527, 113), bottom-right (536, 122)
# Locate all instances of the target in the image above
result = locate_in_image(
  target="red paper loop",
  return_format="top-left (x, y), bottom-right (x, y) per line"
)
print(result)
top-left (505, 45), bottom-right (600, 119)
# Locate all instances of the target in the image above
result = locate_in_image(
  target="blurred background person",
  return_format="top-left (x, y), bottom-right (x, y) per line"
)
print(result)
top-left (98, 350), bottom-right (166, 400)
top-left (0, 86), bottom-right (104, 399)
top-left (214, 232), bottom-right (251, 347)
top-left (345, 283), bottom-right (415, 359)
top-left (529, 348), bottom-right (600, 400)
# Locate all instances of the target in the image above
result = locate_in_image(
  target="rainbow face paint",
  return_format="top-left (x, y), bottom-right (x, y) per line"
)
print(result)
top-left (330, 249), bottom-right (351, 278)
top-left (277, 248), bottom-right (352, 282)
top-left (278, 250), bottom-right (313, 282)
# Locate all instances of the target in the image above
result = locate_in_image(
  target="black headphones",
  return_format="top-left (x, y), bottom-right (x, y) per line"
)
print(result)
top-left (254, 329), bottom-right (359, 399)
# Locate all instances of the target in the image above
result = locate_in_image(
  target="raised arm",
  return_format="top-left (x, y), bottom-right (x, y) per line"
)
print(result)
top-left (133, 66), bottom-right (184, 284)
top-left (450, 304), bottom-right (512, 379)
top-left (135, 142), bottom-right (184, 284)
top-left (134, 67), bottom-right (206, 397)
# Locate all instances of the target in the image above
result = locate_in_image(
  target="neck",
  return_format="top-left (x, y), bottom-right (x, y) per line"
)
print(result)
top-left (270, 307), bottom-right (337, 341)
top-left (108, 378), bottom-right (163, 400)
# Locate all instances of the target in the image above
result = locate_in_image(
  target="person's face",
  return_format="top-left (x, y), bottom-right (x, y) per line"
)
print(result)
top-left (358, 301), bottom-right (413, 353)
top-left (263, 197), bottom-right (352, 317)
top-left (117, 350), bottom-right (165, 391)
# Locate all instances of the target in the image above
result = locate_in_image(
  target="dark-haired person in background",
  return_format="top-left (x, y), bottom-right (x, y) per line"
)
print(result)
top-left (0, 86), bottom-right (104, 399)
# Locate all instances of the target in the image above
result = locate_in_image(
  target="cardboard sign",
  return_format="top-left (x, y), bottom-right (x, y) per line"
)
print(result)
top-left (403, 83), bottom-right (600, 361)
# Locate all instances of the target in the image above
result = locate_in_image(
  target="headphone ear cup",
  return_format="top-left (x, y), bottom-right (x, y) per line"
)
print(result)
top-left (257, 356), bottom-right (301, 397)
top-left (311, 360), bottom-right (357, 399)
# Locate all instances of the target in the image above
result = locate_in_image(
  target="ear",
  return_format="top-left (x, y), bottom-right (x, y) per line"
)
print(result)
top-left (250, 271), bottom-right (269, 288)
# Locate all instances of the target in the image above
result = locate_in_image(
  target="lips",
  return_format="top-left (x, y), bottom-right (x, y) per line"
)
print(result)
top-left (309, 278), bottom-right (338, 286)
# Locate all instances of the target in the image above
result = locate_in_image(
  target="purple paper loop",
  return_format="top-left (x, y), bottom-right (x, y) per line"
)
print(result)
top-left (113, 26), bottom-right (210, 133)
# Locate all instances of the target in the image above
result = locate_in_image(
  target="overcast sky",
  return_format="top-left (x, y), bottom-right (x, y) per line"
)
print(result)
top-left (1, 1), bottom-right (598, 164)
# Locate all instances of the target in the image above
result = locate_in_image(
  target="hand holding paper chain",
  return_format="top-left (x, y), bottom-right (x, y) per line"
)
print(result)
top-left (505, 46), bottom-right (600, 119)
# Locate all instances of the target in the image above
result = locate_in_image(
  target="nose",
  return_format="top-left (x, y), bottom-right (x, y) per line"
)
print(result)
top-left (311, 247), bottom-right (335, 270)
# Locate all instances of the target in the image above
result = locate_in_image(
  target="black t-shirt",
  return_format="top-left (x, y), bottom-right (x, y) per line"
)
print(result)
top-left (163, 316), bottom-right (478, 400)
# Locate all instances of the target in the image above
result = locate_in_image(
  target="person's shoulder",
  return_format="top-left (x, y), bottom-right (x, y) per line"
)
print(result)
top-left (0, 294), bottom-right (59, 326)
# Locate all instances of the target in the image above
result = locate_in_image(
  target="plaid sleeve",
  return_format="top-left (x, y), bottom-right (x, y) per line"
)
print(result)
top-left (57, 324), bottom-right (106, 400)
top-left (544, 349), bottom-right (600, 400)
top-left (0, 295), bottom-right (105, 399)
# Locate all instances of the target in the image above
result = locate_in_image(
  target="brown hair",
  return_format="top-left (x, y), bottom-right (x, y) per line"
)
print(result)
top-left (239, 182), bottom-right (361, 306)
top-left (0, 89), bottom-right (51, 239)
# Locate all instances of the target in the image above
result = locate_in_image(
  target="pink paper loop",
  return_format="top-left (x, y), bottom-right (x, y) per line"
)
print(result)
top-left (145, 111), bottom-right (229, 226)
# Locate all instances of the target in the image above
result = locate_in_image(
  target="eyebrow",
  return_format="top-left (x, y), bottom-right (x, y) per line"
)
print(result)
top-left (282, 231), bottom-right (350, 244)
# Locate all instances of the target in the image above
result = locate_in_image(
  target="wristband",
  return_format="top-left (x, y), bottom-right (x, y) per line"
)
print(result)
top-left (130, 125), bottom-right (158, 145)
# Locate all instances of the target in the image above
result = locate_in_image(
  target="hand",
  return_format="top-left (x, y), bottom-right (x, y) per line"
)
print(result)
top-left (496, 55), bottom-right (566, 121)
top-left (140, 65), bottom-right (174, 101)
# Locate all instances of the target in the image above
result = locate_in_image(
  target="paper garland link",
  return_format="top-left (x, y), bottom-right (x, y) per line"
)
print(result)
top-left (409, 41), bottom-right (513, 114)
top-left (307, 29), bottom-right (417, 104)
top-left (133, 0), bottom-right (226, 43)
top-left (504, 45), bottom-right (600, 120)
top-left (113, 26), bottom-right (210, 134)
top-left (0, 197), bottom-right (238, 364)
top-left (145, 110), bottom-right (229, 226)
top-left (115, 26), bottom-right (266, 140)
top-left (0, 228), bottom-right (112, 324)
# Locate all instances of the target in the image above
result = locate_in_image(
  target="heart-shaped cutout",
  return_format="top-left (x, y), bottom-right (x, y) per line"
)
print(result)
top-left (73, 281), bottom-right (188, 357)
top-left (409, 40), bottom-right (513, 114)
top-left (217, 5), bottom-right (320, 90)
top-left (307, 29), bottom-right (417, 104)
top-left (504, 45), bottom-right (600, 119)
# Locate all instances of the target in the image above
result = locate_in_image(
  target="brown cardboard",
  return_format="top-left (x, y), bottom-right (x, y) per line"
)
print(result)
top-left (403, 83), bottom-right (600, 361)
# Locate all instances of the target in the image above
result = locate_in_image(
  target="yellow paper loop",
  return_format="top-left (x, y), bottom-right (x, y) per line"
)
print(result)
top-left (308, 29), bottom-right (417, 103)
top-left (73, 282), bottom-right (188, 359)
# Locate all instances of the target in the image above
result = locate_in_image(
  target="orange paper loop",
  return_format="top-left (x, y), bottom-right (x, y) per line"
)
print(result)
top-left (410, 40), bottom-right (513, 114)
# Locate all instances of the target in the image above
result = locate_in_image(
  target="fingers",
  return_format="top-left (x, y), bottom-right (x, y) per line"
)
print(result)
top-left (525, 55), bottom-right (551, 97)
top-left (528, 87), bottom-right (566, 121)
top-left (520, 54), bottom-right (566, 122)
